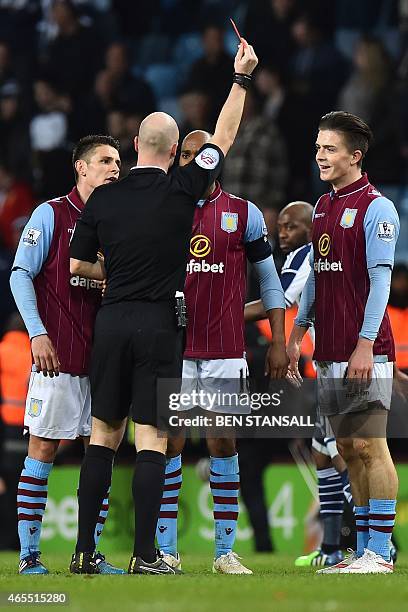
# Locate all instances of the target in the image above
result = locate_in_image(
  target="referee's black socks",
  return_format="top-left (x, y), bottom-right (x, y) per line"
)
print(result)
top-left (132, 450), bottom-right (166, 563)
top-left (76, 444), bottom-right (115, 553)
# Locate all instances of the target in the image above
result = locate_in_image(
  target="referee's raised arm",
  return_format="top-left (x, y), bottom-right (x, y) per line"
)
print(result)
top-left (210, 39), bottom-right (258, 155)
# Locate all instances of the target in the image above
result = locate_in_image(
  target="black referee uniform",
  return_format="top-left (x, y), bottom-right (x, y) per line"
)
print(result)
top-left (70, 143), bottom-right (224, 425)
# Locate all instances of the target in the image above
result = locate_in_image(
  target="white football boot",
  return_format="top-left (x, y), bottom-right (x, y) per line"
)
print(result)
top-left (337, 548), bottom-right (393, 574)
top-left (316, 549), bottom-right (358, 574)
top-left (212, 552), bottom-right (253, 575)
top-left (160, 552), bottom-right (182, 571)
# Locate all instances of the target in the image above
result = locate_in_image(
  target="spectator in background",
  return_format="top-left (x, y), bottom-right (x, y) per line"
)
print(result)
top-left (290, 13), bottom-right (349, 123)
top-left (222, 89), bottom-right (288, 211)
top-left (0, 312), bottom-right (30, 550)
top-left (106, 108), bottom-right (139, 176)
top-left (0, 162), bottom-right (34, 253)
top-left (244, 0), bottom-right (298, 71)
top-left (0, 42), bottom-right (17, 91)
top-left (30, 78), bottom-right (71, 199)
top-left (337, 36), bottom-right (403, 189)
top-left (184, 25), bottom-right (233, 124)
top-left (41, 0), bottom-right (101, 101)
top-left (0, 83), bottom-right (31, 181)
top-left (178, 90), bottom-right (211, 142)
top-left (254, 64), bottom-right (312, 200)
top-left (96, 42), bottom-right (156, 116)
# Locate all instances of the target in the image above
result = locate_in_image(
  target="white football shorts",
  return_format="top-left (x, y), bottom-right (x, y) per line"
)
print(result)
top-left (179, 358), bottom-right (250, 414)
top-left (316, 360), bottom-right (393, 416)
top-left (24, 371), bottom-right (91, 439)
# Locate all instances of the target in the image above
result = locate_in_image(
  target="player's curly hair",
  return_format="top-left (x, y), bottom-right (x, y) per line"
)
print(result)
top-left (72, 135), bottom-right (120, 180)
top-left (318, 111), bottom-right (373, 167)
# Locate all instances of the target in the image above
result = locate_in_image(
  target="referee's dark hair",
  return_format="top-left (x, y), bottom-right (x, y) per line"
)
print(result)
top-left (319, 111), bottom-right (374, 167)
top-left (72, 135), bottom-right (120, 180)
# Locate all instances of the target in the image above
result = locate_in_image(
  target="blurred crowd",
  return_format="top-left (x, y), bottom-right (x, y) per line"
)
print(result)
top-left (1, 0), bottom-right (408, 551)
top-left (1, 0), bottom-right (408, 439)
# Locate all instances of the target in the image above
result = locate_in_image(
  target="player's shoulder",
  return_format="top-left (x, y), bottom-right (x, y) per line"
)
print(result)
top-left (366, 193), bottom-right (399, 219)
top-left (220, 189), bottom-right (249, 207)
top-left (283, 243), bottom-right (311, 270)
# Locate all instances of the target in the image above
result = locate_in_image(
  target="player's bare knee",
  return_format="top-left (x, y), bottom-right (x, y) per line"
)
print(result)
top-left (28, 435), bottom-right (59, 463)
top-left (166, 432), bottom-right (185, 458)
top-left (206, 437), bottom-right (236, 457)
top-left (312, 448), bottom-right (332, 470)
top-left (135, 423), bottom-right (167, 455)
top-left (352, 437), bottom-right (369, 459)
top-left (90, 417), bottom-right (125, 451)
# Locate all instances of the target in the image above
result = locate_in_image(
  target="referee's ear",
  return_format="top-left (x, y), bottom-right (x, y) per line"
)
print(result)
top-left (134, 136), bottom-right (139, 153)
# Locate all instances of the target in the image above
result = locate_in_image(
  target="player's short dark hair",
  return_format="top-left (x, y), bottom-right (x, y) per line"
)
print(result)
top-left (318, 111), bottom-right (373, 167)
top-left (72, 135), bottom-right (120, 181)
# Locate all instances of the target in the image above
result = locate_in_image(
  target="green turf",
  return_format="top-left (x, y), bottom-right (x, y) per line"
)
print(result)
top-left (1, 552), bottom-right (408, 612)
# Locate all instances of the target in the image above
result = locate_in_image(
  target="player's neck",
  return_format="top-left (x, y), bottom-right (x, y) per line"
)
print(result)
top-left (331, 168), bottom-right (363, 192)
top-left (76, 182), bottom-right (93, 205)
top-left (136, 154), bottom-right (169, 173)
top-left (204, 182), bottom-right (217, 199)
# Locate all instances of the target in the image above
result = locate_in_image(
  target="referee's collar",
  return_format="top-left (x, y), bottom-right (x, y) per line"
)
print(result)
top-left (129, 165), bottom-right (167, 174)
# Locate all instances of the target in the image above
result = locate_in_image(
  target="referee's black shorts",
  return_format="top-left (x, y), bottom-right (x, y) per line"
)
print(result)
top-left (90, 300), bottom-right (183, 425)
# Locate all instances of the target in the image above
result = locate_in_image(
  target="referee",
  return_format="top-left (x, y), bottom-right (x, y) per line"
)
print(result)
top-left (69, 40), bottom-right (258, 575)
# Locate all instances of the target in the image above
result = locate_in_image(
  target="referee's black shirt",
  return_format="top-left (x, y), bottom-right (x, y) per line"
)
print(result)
top-left (70, 144), bottom-right (224, 304)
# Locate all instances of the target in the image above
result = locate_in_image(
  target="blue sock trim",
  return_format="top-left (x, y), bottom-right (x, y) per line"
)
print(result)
top-left (25, 457), bottom-right (53, 479)
top-left (210, 454), bottom-right (239, 476)
top-left (369, 498), bottom-right (397, 513)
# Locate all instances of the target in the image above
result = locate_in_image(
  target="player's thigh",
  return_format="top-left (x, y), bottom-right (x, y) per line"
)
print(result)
top-left (90, 304), bottom-right (133, 422)
top-left (315, 361), bottom-right (339, 417)
top-left (24, 371), bottom-right (88, 440)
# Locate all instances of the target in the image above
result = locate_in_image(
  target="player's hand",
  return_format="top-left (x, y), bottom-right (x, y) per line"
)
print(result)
top-left (347, 338), bottom-right (374, 385)
top-left (234, 39), bottom-right (258, 76)
top-left (265, 339), bottom-right (289, 379)
top-left (31, 334), bottom-right (60, 377)
top-left (286, 339), bottom-right (303, 387)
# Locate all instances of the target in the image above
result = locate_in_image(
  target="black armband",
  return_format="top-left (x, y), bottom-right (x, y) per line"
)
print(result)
top-left (245, 236), bottom-right (272, 263)
top-left (233, 72), bottom-right (252, 90)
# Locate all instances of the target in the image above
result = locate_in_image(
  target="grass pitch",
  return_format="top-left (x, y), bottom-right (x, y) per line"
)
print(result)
top-left (1, 552), bottom-right (408, 612)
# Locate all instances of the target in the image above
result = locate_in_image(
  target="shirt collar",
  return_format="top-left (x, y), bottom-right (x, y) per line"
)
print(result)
top-left (196, 181), bottom-right (222, 207)
top-left (129, 165), bottom-right (166, 173)
top-left (330, 173), bottom-right (369, 199)
top-left (67, 186), bottom-right (84, 212)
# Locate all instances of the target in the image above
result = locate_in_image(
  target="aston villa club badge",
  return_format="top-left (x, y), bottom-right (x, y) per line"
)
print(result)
top-left (221, 212), bottom-right (238, 233)
top-left (28, 398), bottom-right (43, 418)
top-left (340, 208), bottom-right (358, 228)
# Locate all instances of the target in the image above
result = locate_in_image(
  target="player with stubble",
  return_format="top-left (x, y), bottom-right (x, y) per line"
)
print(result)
top-left (287, 111), bottom-right (399, 574)
top-left (10, 135), bottom-right (123, 575)
top-left (155, 129), bottom-right (288, 574)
